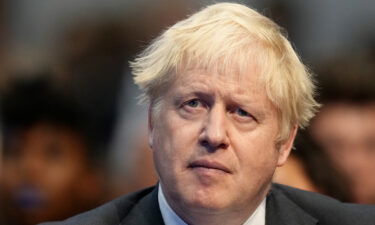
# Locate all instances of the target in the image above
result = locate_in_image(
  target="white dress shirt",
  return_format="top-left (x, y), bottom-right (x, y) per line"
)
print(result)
top-left (158, 185), bottom-right (266, 225)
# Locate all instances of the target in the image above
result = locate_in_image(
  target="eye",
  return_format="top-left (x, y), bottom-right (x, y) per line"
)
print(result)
top-left (235, 108), bottom-right (250, 117)
top-left (232, 107), bottom-right (257, 123)
top-left (182, 98), bottom-right (206, 109)
top-left (180, 98), bottom-right (206, 115)
top-left (186, 99), bottom-right (200, 108)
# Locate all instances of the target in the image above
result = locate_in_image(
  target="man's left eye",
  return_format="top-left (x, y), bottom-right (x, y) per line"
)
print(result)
top-left (235, 108), bottom-right (250, 117)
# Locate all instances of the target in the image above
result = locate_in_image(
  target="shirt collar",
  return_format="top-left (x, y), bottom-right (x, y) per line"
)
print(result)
top-left (158, 185), bottom-right (266, 225)
top-left (243, 197), bottom-right (266, 225)
top-left (158, 185), bottom-right (188, 225)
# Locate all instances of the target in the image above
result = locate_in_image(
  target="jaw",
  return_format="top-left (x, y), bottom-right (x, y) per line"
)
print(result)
top-left (163, 180), bottom-right (267, 225)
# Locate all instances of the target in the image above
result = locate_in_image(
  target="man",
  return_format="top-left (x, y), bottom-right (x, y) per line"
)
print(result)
top-left (41, 2), bottom-right (375, 225)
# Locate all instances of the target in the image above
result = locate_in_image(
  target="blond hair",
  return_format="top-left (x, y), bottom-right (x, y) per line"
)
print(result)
top-left (131, 2), bottom-right (320, 142)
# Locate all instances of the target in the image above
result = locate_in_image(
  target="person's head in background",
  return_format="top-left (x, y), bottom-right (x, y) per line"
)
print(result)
top-left (309, 54), bottom-right (375, 204)
top-left (0, 75), bottom-right (106, 225)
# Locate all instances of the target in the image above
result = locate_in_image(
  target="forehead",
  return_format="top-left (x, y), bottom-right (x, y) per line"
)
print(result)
top-left (176, 48), bottom-right (265, 86)
top-left (176, 66), bottom-right (262, 93)
top-left (176, 38), bottom-right (268, 80)
top-left (317, 103), bottom-right (375, 124)
top-left (312, 103), bottom-right (375, 141)
top-left (10, 123), bottom-right (86, 151)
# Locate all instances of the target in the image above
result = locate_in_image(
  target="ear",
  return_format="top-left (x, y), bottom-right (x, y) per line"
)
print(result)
top-left (148, 105), bottom-right (154, 149)
top-left (277, 125), bottom-right (298, 167)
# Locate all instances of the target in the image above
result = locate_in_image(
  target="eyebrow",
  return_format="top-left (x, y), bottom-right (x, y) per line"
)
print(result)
top-left (172, 89), bottom-right (214, 106)
top-left (172, 82), bottom-right (213, 98)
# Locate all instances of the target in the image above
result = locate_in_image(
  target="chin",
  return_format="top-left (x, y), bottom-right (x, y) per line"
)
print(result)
top-left (183, 186), bottom-right (230, 210)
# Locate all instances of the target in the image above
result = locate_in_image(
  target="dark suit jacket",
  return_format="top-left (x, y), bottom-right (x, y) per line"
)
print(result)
top-left (40, 183), bottom-right (375, 225)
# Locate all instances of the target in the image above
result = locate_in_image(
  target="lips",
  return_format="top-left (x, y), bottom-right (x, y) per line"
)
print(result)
top-left (188, 159), bottom-right (232, 174)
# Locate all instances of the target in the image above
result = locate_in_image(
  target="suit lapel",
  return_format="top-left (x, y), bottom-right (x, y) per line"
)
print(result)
top-left (119, 186), bottom-right (164, 225)
top-left (266, 185), bottom-right (318, 225)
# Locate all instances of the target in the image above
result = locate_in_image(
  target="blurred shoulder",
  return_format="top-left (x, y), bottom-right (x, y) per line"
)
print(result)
top-left (271, 183), bottom-right (375, 224)
top-left (39, 186), bottom-right (157, 225)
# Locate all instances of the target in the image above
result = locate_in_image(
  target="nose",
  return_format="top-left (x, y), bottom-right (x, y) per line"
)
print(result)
top-left (199, 105), bottom-right (229, 152)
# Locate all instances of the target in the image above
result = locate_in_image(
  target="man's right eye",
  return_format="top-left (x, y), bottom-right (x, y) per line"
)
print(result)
top-left (181, 99), bottom-right (206, 114)
top-left (185, 99), bottom-right (200, 108)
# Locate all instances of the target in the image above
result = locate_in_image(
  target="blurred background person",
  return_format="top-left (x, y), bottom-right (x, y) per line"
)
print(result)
top-left (275, 52), bottom-right (375, 204)
top-left (310, 54), bottom-right (375, 204)
top-left (0, 75), bottom-right (107, 225)
top-left (274, 129), bottom-right (353, 202)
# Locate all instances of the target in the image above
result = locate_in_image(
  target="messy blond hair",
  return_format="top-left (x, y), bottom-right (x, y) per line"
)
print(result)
top-left (131, 2), bottom-right (320, 142)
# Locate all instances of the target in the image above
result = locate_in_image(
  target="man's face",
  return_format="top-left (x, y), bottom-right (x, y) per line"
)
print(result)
top-left (310, 103), bottom-right (375, 204)
top-left (149, 65), bottom-right (295, 215)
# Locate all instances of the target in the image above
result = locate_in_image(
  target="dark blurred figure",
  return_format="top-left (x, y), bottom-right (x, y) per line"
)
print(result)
top-left (308, 54), bottom-right (375, 204)
top-left (56, 20), bottom-right (129, 151)
top-left (54, 0), bottom-right (192, 152)
top-left (0, 75), bottom-right (106, 225)
top-left (0, 0), bottom-right (11, 89)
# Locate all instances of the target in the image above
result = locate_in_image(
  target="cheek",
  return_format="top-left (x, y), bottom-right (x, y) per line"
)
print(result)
top-left (231, 129), bottom-right (279, 174)
top-left (153, 110), bottom-right (200, 150)
top-left (44, 162), bottom-right (84, 197)
top-left (233, 127), bottom-right (278, 156)
top-left (152, 112), bottom-right (202, 171)
top-left (151, 118), bottom-right (180, 176)
top-left (1, 161), bottom-right (19, 186)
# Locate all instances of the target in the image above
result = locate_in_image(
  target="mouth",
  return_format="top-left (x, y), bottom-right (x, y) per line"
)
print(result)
top-left (188, 159), bottom-right (232, 174)
top-left (15, 185), bottom-right (46, 210)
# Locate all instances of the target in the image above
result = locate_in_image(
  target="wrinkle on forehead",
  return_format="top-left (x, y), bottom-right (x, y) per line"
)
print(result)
top-left (176, 61), bottom-right (265, 99)
top-left (174, 41), bottom-right (267, 86)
